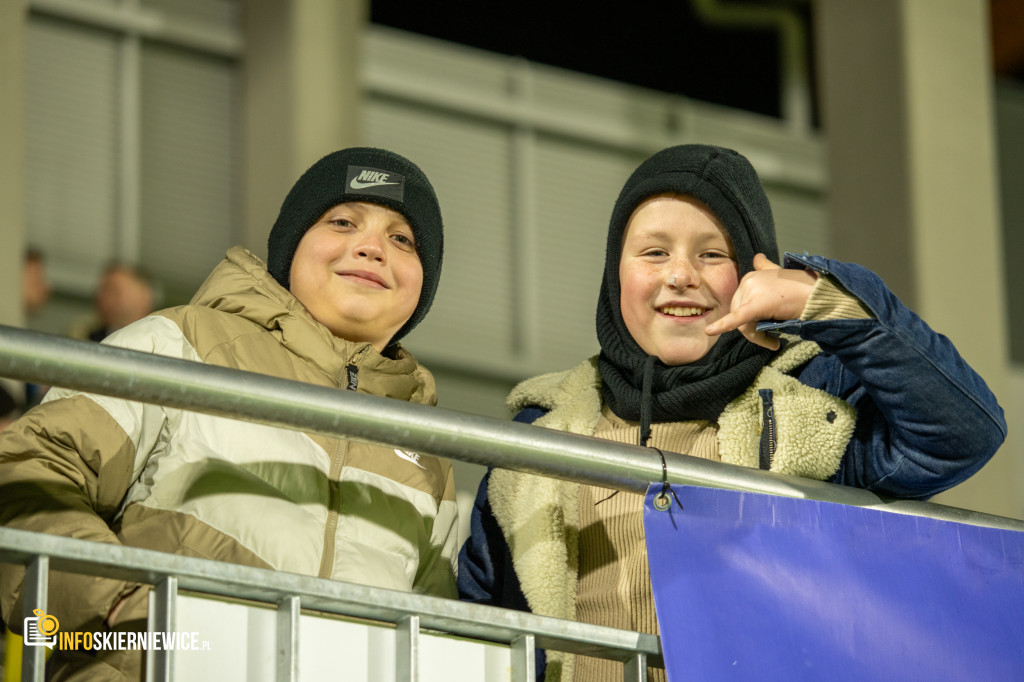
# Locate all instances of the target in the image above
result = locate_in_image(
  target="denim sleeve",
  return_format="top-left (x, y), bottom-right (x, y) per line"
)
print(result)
top-left (456, 469), bottom-right (504, 604)
top-left (759, 253), bottom-right (1007, 499)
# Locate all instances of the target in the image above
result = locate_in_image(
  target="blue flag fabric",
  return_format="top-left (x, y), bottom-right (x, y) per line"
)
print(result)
top-left (643, 485), bottom-right (1024, 681)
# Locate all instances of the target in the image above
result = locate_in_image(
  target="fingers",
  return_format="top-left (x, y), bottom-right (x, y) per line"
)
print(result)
top-left (752, 253), bottom-right (781, 271)
top-left (706, 310), bottom-right (780, 350)
top-left (705, 301), bottom-right (758, 336)
top-left (704, 310), bottom-right (741, 337)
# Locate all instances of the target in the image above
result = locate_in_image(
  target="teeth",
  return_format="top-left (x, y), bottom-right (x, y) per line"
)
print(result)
top-left (660, 306), bottom-right (705, 317)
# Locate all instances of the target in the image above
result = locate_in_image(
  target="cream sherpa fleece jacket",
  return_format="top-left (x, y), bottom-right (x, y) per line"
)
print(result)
top-left (488, 339), bottom-right (856, 681)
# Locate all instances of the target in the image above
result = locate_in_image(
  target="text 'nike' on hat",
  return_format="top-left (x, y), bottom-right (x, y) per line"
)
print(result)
top-left (267, 147), bottom-right (444, 345)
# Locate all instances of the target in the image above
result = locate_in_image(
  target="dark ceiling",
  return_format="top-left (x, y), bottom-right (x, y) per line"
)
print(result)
top-left (372, 1), bottom-right (1024, 123)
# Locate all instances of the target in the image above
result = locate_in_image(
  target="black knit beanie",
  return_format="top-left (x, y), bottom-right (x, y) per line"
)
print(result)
top-left (267, 147), bottom-right (444, 346)
top-left (596, 144), bottom-right (779, 437)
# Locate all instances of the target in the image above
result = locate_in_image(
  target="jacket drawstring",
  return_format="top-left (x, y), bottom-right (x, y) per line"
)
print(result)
top-left (595, 354), bottom-right (656, 507)
top-left (640, 355), bottom-right (655, 447)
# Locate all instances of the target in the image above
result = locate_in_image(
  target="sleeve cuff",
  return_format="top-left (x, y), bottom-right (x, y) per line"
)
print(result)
top-left (801, 274), bottom-right (873, 321)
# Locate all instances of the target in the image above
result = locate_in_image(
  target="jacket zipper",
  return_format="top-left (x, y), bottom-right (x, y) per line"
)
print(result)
top-left (345, 345), bottom-right (371, 392)
top-left (317, 441), bottom-right (345, 579)
top-left (318, 346), bottom-right (370, 578)
top-left (758, 388), bottom-right (776, 470)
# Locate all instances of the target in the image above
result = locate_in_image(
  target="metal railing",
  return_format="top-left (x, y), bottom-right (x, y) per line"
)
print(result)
top-left (1, 325), bottom-right (1022, 681)
top-left (1, 326), bottom-right (1020, 529)
top-left (0, 527), bottom-right (657, 682)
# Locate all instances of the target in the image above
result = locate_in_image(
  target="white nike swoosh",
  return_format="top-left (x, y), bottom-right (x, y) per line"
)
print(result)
top-left (350, 179), bottom-right (400, 189)
top-left (394, 448), bottom-right (426, 469)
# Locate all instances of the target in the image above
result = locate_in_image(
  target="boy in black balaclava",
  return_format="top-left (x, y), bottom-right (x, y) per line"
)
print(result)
top-left (458, 144), bottom-right (1005, 682)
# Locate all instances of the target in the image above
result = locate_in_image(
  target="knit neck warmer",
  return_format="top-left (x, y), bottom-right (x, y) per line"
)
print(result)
top-left (597, 290), bottom-right (776, 440)
top-left (596, 145), bottom-right (780, 444)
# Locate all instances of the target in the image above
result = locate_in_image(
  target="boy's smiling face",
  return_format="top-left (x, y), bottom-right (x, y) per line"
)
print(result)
top-left (618, 194), bottom-right (740, 366)
top-left (289, 202), bottom-right (422, 351)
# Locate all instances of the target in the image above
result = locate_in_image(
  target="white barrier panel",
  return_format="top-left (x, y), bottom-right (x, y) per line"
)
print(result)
top-left (174, 594), bottom-right (512, 681)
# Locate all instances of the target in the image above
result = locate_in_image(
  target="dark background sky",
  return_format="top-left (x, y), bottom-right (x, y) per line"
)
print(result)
top-left (370, 2), bottom-right (797, 120)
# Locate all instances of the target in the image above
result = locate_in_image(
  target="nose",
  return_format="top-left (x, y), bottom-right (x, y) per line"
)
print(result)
top-left (354, 231), bottom-right (386, 262)
top-left (667, 257), bottom-right (699, 289)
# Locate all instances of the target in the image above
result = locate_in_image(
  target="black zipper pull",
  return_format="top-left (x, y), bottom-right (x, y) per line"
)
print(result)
top-left (346, 364), bottom-right (358, 391)
top-left (758, 388), bottom-right (776, 470)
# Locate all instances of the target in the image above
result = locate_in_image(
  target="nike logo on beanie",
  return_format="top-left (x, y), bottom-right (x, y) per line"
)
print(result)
top-left (346, 166), bottom-right (405, 201)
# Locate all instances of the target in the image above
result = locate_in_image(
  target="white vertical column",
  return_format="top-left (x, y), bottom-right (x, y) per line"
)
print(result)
top-left (242, 0), bottom-right (367, 257)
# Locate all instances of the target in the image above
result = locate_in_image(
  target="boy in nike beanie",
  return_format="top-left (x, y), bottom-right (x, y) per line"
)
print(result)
top-left (267, 146), bottom-right (444, 345)
top-left (0, 145), bottom-right (459, 681)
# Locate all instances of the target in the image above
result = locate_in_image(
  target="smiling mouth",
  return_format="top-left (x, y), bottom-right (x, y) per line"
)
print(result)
top-left (338, 271), bottom-right (388, 289)
top-left (658, 305), bottom-right (708, 318)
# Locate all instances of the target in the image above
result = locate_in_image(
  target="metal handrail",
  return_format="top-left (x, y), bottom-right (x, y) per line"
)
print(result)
top-left (1, 325), bottom-right (1020, 532)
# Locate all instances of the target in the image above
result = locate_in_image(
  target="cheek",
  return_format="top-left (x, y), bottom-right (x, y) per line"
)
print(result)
top-left (710, 268), bottom-right (740, 311)
top-left (618, 262), bottom-right (654, 311)
top-left (398, 258), bottom-right (424, 307)
top-left (617, 265), bottom-right (655, 344)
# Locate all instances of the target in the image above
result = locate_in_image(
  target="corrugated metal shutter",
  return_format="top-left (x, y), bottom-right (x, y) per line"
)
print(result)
top-left (362, 100), bottom-right (516, 363)
top-left (140, 42), bottom-right (238, 298)
top-left (25, 15), bottom-right (119, 291)
top-left (531, 138), bottom-right (642, 372)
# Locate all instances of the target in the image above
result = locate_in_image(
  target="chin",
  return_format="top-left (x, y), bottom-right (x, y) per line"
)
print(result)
top-left (656, 342), bottom-right (716, 366)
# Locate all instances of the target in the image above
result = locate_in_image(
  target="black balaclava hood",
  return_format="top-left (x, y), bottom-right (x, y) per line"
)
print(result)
top-left (596, 144), bottom-right (779, 444)
top-left (267, 147), bottom-right (444, 348)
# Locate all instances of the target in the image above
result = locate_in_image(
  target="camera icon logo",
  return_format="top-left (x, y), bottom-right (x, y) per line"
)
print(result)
top-left (24, 608), bottom-right (60, 649)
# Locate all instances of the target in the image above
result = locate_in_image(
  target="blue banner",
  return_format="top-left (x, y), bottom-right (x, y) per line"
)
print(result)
top-left (643, 485), bottom-right (1024, 681)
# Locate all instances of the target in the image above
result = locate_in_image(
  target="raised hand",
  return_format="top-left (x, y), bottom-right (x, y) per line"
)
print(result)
top-left (704, 254), bottom-right (818, 350)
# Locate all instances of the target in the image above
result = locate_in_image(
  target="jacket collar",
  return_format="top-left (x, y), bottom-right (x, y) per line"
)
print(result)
top-left (190, 247), bottom-right (435, 404)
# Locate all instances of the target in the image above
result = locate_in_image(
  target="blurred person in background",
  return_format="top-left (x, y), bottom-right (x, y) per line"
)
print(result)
top-left (70, 263), bottom-right (159, 343)
top-left (1, 250), bottom-right (53, 428)
top-left (20, 249), bottom-right (51, 318)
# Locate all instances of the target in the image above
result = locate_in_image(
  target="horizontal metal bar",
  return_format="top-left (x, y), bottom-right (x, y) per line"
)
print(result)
top-left (0, 325), bottom-right (1020, 532)
top-left (0, 527), bottom-right (659, 661)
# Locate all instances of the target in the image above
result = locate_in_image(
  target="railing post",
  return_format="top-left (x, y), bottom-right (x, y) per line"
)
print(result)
top-left (511, 634), bottom-right (536, 682)
top-left (21, 555), bottom-right (49, 682)
top-left (146, 576), bottom-right (178, 682)
top-left (623, 653), bottom-right (647, 682)
top-left (276, 596), bottom-right (300, 682)
top-left (395, 615), bottom-right (419, 682)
